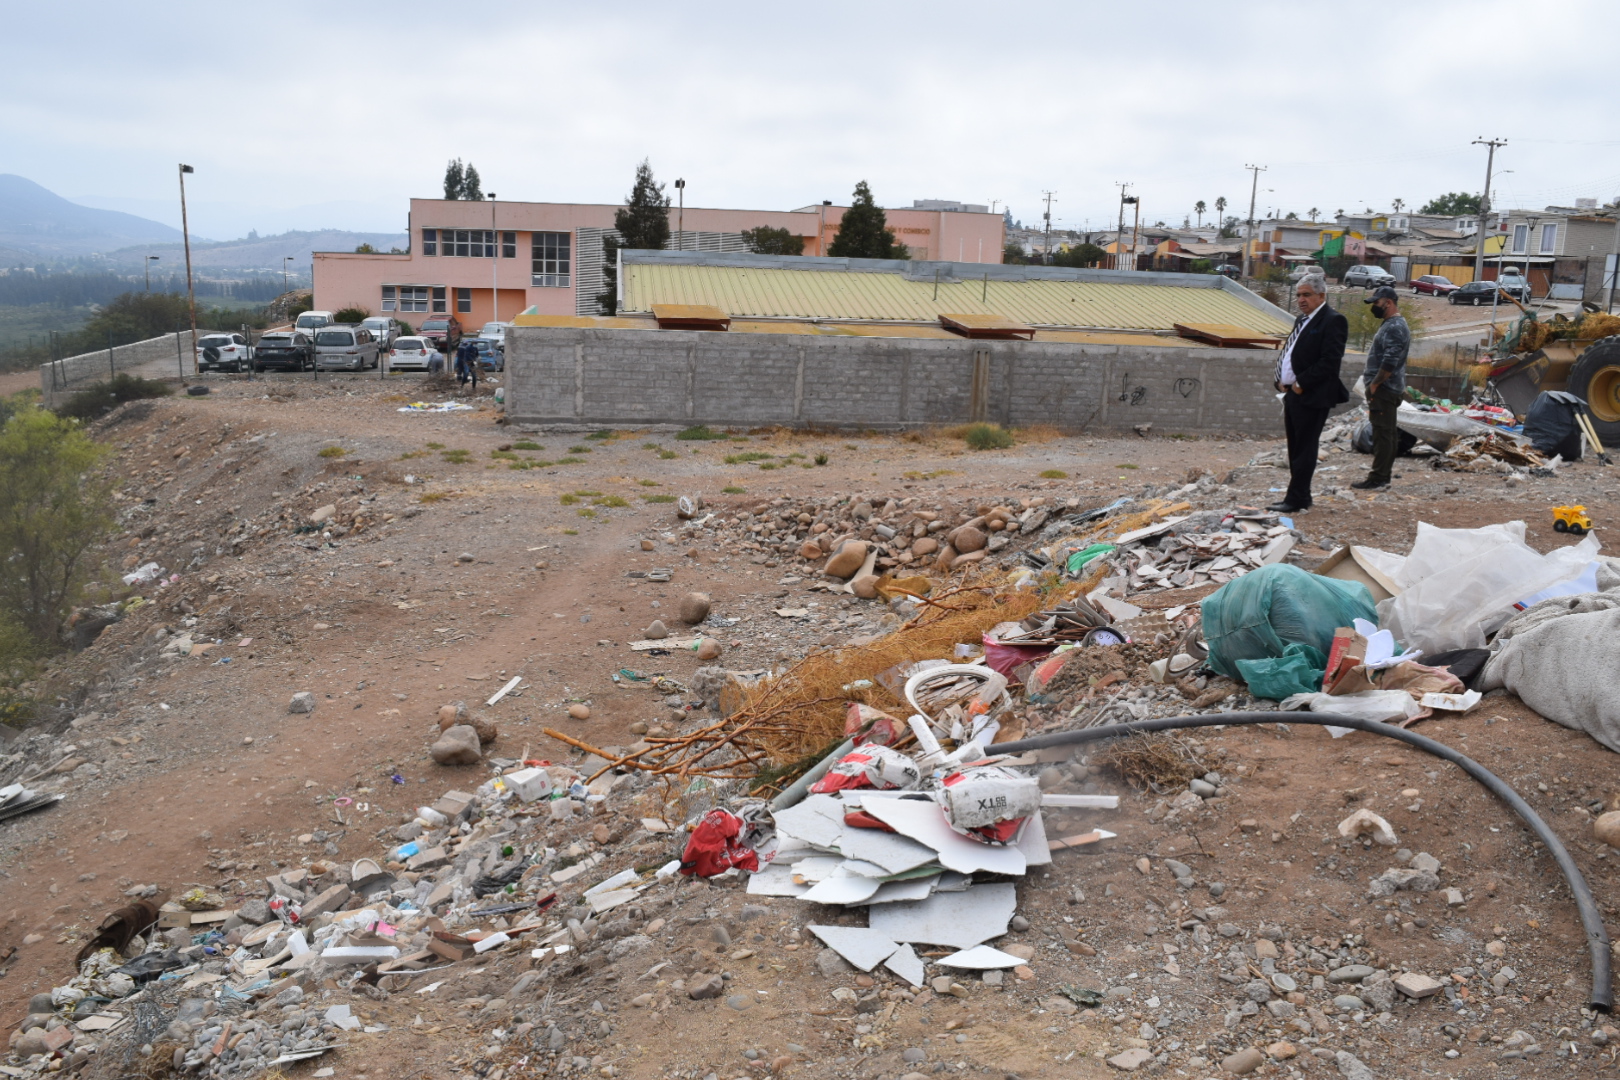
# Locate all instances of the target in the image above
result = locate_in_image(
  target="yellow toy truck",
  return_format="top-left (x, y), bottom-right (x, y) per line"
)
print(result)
top-left (1553, 505), bottom-right (1593, 535)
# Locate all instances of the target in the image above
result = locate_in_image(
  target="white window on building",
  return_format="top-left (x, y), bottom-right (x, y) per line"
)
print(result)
top-left (1540, 222), bottom-right (1558, 254)
top-left (382, 285), bottom-right (432, 312)
top-left (431, 286), bottom-right (447, 313)
top-left (532, 231), bottom-right (572, 287)
top-left (434, 230), bottom-right (497, 257)
top-left (456, 287), bottom-right (472, 313)
top-left (1512, 224), bottom-right (1528, 254)
top-left (422, 228), bottom-right (437, 256)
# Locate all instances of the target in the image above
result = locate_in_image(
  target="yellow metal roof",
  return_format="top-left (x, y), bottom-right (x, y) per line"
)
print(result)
top-left (938, 312), bottom-right (1035, 339)
top-left (623, 263), bottom-right (1291, 335)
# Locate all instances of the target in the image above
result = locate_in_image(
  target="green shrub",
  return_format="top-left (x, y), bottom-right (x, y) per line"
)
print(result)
top-left (724, 451), bottom-right (773, 464)
top-left (559, 494), bottom-right (580, 505)
top-left (963, 423), bottom-right (1014, 450)
top-left (814, 452), bottom-right (829, 466)
top-left (675, 425), bottom-right (727, 441)
top-left (54, 374), bottom-right (171, 422)
top-left (556, 456), bottom-right (585, 464)
top-left (637, 479), bottom-right (660, 487)
top-left (511, 440), bottom-right (542, 450)
top-left (642, 494), bottom-right (676, 503)
top-left (333, 305), bottom-right (370, 323)
top-left (657, 450), bottom-right (677, 460)
top-left (584, 429), bottom-right (613, 440)
top-left (593, 495), bottom-right (630, 508)
top-left (318, 446), bottom-right (347, 458)
top-left (722, 485), bottom-right (746, 494)
top-left (568, 445), bottom-right (591, 454)
top-left (440, 449), bottom-right (471, 464)
top-left (1040, 468), bottom-right (1068, 479)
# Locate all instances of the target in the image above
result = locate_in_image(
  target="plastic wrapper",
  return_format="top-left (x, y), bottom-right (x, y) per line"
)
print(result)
top-left (809, 745), bottom-right (921, 794)
top-left (1235, 642), bottom-right (1327, 700)
top-left (679, 805), bottom-right (776, 877)
top-left (1202, 564), bottom-right (1378, 680)
top-left (1377, 522), bottom-right (1602, 654)
top-left (843, 703), bottom-right (902, 747)
top-left (938, 765), bottom-right (1041, 845)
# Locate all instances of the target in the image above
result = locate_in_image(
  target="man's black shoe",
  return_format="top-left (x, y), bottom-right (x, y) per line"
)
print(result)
top-left (1350, 478), bottom-right (1389, 491)
top-left (1266, 501), bottom-right (1307, 513)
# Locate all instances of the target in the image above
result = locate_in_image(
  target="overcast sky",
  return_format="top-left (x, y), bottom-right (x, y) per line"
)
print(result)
top-left (8, 0), bottom-right (1620, 241)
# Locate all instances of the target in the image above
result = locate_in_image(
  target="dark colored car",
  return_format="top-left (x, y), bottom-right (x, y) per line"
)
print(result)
top-left (1450, 280), bottom-right (1512, 306)
top-left (1213, 264), bottom-right (1241, 278)
top-left (471, 338), bottom-right (504, 372)
top-left (420, 316), bottom-right (463, 352)
top-left (1411, 274), bottom-right (1460, 296)
top-left (252, 331), bottom-right (314, 371)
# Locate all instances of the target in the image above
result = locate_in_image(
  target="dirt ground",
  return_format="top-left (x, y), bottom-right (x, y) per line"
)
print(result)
top-left (3, 370), bottom-right (1619, 1080)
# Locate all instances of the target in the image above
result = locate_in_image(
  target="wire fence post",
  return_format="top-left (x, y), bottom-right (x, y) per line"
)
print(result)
top-left (108, 330), bottom-right (115, 380)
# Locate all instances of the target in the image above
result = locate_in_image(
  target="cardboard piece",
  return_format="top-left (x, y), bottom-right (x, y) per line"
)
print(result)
top-left (1314, 546), bottom-right (1401, 602)
top-left (867, 883), bottom-right (1017, 949)
top-left (807, 925), bottom-right (901, 972)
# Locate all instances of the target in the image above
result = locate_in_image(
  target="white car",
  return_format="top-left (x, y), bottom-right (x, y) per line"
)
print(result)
top-left (386, 336), bottom-right (438, 372)
top-left (294, 310), bottom-right (335, 337)
top-left (196, 332), bottom-right (254, 372)
top-left (360, 316), bottom-right (400, 351)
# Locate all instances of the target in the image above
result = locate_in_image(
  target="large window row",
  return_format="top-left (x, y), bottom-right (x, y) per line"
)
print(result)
top-left (532, 231), bottom-right (571, 287)
top-left (382, 285), bottom-right (446, 313)
top-left (422, 229), bottom-right (516, 258)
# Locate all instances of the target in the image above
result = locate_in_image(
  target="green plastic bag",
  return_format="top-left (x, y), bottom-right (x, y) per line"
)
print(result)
top-left (1235, 642), bottom-right (1327, 700)
top-left (1066, 543), bottom-right (1115, 576)
top-left (1202, 563), bottom-right (1377, 681)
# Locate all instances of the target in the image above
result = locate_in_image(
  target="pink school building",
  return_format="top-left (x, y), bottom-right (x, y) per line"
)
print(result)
top-left (312, 198), bottom-right (1005, 330)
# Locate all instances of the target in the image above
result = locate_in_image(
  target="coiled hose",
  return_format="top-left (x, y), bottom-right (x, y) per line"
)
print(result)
top-left (992, 711), bottom-right (1612, 1012)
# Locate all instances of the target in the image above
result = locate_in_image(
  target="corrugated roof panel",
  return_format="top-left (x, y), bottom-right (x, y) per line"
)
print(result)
top-left (623, 264), bottom-right (1290, 335)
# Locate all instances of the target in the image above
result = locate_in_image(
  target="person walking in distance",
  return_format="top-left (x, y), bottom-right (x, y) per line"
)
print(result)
top-left (454, 338), bottom-right (479, 392)
top-left (1269, 274), bottom-right (1349, 513)
top-left (1352, 285), bottom-right (1411, 490)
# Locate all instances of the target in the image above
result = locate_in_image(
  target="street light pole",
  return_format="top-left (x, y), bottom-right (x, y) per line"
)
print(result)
top-left (489, 192), bottom-right (498, 326)
top-left (145, 255), bottom-right (159, 292)
top-left (282, 256), bottom-right (294, 293)
top-left (674, 179), bottom-right (686, 251)
top-left (178, 164), bottom-right (198, 375)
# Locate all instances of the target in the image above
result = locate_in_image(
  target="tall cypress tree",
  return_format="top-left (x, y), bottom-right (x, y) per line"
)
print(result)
top-left (462, 165), bottom-right (483, 201)
top-left (598, 160), bottom-right (672, 314)
top-left (826, 181), bottom-right (906, 259)
top-left (443, 159), bottom-right (464, 200)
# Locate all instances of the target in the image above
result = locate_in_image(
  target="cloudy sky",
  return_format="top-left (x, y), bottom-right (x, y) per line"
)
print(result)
top-left (8, 0), bottom-right (1620, 240)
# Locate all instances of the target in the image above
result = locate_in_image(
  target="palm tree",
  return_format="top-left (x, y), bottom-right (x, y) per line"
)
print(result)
top-left (1194, 200), bottom-right (1207, 227)
top-left (1308, 207), bottom-right (1321, 221)
top-left (1391, 198), bottom-right (1405, 212)
top-left (1215, 196), bottom-right (1227, 224)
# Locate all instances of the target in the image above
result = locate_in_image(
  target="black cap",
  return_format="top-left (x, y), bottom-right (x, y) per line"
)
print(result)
top-left (1364, 285), bottom-right (1399, 305)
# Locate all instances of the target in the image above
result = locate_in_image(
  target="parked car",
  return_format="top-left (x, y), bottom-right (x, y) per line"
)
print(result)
top-left (1213, 264), bottom-right (1241, 278)
top-left (476, 321), bottom-right (510, 350)
top-left (293, 310), bottom-right (335, 337)
top-left (1342, 265), bottom-right (1397, 288)
top-left (1286, 264), bottom-right (1323, 284)
top-left (470, 338), bottom-right (504, 372)
top-left (196, 332), bottom-right (253, 372)
top-left (313, 326), bottom-right (380, 371)
top-left (419, 315), bottom-right (463, 352)
top-left (359, 316), bottom-right (401, 351)
top-left (386, 336), bottom-right (438, 372)
top-left (252, 331), bottom-right (314, 372)
top-left (1496, 270), bottom-right (1532, 301)
top-left (1449, 280), bottom-right (1513, 306)
top-left (1411, 274), bottom-right (1460, 296)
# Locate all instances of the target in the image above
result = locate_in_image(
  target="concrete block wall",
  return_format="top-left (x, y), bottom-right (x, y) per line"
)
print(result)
top-left (39, 331), bottom-right (196, 405)
top-left (505, 326), bottom-right (1325, 435)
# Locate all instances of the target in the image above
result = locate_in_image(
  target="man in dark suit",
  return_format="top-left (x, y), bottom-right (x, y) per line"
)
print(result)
top-left (1269, 275), bottom-right (1349, 512)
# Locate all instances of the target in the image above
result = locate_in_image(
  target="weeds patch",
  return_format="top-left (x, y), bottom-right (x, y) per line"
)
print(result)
top-left (675, 425), bottom-right (727, 441)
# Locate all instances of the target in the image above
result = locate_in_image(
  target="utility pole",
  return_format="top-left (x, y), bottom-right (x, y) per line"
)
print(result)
top-left (1115, 183), bottom-right (1131, 271)
top-left (1472, 137), bottom-right (1507, 283)
top-left (145, 255), bottom-right (159, 292)
top-left (1041, 191), bottom-right (1056, 264)
top-left (1130, 197), bottom-right (1142, 271)
top-left (489, 192), bottom-right (499, 326)
top-left (178, 164), bottom-right (197, 374)
top-left (1241, 164), bottom-right (1266, 280)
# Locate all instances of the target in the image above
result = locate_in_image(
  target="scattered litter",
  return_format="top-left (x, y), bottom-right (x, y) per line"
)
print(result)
top-left (398, 401), bottom-right (476, 413)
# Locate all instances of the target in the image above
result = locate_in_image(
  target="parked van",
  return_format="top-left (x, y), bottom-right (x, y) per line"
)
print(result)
top-left (294, 310), bottom-right (335, 337)
top-left (313, 326), bottom-right (380, 371)
top-left (359, 316), bottom-right (401, 351)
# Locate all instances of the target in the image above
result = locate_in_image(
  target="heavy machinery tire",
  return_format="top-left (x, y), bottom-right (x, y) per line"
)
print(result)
top-left (1568, 335), bottom-right (1620, 446)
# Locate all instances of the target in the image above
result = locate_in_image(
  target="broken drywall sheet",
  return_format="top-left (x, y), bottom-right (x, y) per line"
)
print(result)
top-left (865, 876), bottom-right (940, 905)
top-left (883, 943), bottom-right (927, 987)
top-left (837, 825), bottom-right (941, 875)
top-left (867, 882), bottom-right (1017, 950)
top-left (745, 862), bottom-right (809, 898)
top-left (774, 795), bottom-right (846, 850)
top-left (800, 875), bottom-right (882, 906)
top-left (858, 796), bottom-right (1026, 876)
top-left (808, 925), bottom-right (901, 972)
top-left (935, 944), bottom-right (1026, 970)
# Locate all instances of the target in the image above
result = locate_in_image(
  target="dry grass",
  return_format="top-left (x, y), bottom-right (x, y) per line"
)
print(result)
top-left (1096, 732), bottom-right (1207, 792)
top-left (1014, 423), bottom-right (1067, 443)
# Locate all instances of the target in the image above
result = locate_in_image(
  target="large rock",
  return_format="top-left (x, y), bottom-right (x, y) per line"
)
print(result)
top-left (236, 898), bottom-right (272, 925)
top-left (1595, 810), bottom-right (1620, 848)
top-left (288, 692), bottom-right (316, 714)
top-left (679, 592), bottom-right (712, 625)
top-left (697, 638), bottom-right (723, 661)
top-left (933, 544), bottom-right (957, 571)
top-left (643, 620), bottom-right (668, 640)
top-left (301, 884), bottom-right (352, 920)
top-left (824, 542), bottom-right (868, 579)
top-left (310, 504), bottom-right (337, 525)
top-left (437, 703), bottom-right (462, 731)
top-left (911, 536), bottom-right (939, 557)
top-left (688, 974), bottom-right (725, 999)
top-left (13, 1029), bottom-right (49, 1057)
top-left (851, 574), bottom-right (881, 599)
top-left (799, 540), bottom-right (823, 560)
top-left (469, 714), bottom-right (498, 745)
top-left (951, 526), bottom-right (988, 554)
top-left (430, 725), bottom-right (482, 766)
top-left (1221, 1047), bottom-right (1264, 1074)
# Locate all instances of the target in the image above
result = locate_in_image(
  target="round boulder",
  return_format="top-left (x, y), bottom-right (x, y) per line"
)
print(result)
top-left (678, 592), bottom-right (712, 625)
top-left (824, 541), bottom-right (869, 579)
top-left (851, 574), bottom-right (881, 599)
top-left (430, 724), bottom-right (482, 766)
top-left (951, 526), bottom-right (988, 554)
top-left (696, 637), bottom-right (723, 661)
top-left (1595, 810), bottom-right (1620, 848)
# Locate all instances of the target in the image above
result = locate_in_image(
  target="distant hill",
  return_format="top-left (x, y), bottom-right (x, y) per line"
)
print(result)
top-left (109, 229), bottom-right (409, 273)
top-left (0, 174), bottom-right (182, 255)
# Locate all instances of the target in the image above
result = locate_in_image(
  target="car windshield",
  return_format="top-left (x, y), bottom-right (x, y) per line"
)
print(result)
top-left (259, 336), bottom-right (291, 345)
top-left (395, 339), bottom-right (425, 349)
top-left (315, 331), bottom-right (354, 345)
top-left (199, 335), bottom-right (233, 346)
top-left (296, 315), bottom-right (326, 327)
top-left (422, 320), bottom-right (449, 329)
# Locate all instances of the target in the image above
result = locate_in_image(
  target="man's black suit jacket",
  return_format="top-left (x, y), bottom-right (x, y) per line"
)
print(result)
top-left (1282, 307), bottom-right (1351, 410)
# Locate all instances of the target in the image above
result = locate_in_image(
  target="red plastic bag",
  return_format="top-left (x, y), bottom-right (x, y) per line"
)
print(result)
top-left (809, 746), bottom-right (921, 794)
top-left (982, 632), bottom-right (1054, 682)
top-left (679, 809), bottom-right (761, 877)
top-left (845, 703), bottom-right (901, 747)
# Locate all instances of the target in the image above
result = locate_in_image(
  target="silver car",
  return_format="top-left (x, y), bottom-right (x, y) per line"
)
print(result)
top-left (360, 316), bottom-right (400, 351)
top-left (314, 326), bottom-right (380, 371)
top-left (386, 336), bottom-right (438, 372)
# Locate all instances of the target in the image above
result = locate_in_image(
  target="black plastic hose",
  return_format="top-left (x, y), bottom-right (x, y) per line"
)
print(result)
top-left (995, 711), bottom-right (1613, 1012)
